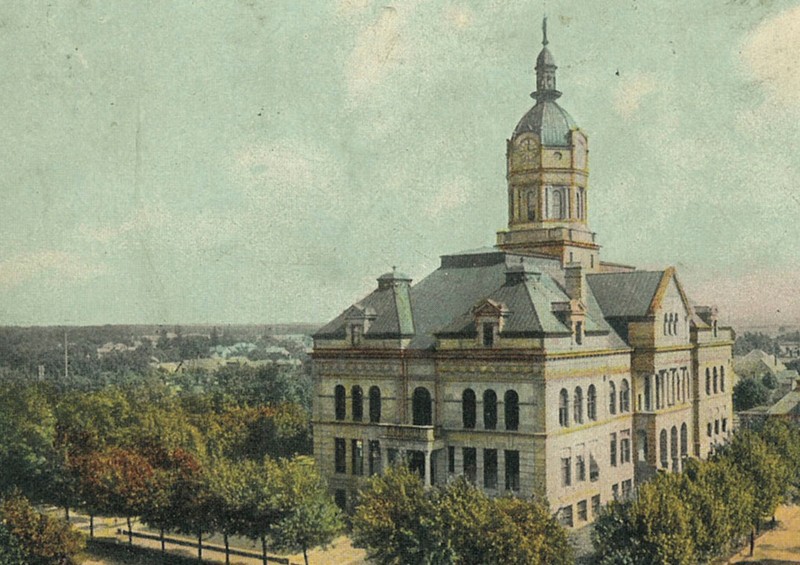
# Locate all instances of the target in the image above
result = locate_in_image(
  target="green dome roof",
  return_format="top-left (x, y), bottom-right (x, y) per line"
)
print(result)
top-left (513, 100), bottom-right (576, 147)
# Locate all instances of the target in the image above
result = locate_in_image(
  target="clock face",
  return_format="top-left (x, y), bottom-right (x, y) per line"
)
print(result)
top-left (512, 136), bottom-right (539, 169)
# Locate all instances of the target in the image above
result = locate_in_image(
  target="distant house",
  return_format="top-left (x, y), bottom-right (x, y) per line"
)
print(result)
top-left (739, 378), bottom-right (800, 427)
top-left (733, 349), bottom-right (786, 379)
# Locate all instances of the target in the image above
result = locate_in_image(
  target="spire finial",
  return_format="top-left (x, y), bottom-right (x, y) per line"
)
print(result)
top-left (542, 16), bottom-right (548, 46)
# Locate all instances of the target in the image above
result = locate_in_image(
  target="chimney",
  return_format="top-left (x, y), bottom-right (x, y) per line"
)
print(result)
top-left (565, 263), bottom-right (585, 304)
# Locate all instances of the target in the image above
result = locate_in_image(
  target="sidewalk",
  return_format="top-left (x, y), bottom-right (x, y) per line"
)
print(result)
top-left (66, 514), bottom-right (367, 565)
top-left (727, 505), bottom-right (800, 564)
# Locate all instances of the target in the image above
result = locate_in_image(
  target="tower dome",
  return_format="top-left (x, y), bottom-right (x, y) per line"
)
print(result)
top-left (513, 16), bottom-right (577, 147)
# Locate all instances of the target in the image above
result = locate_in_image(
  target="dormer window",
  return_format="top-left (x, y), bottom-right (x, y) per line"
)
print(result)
top-left (574, 321), bottom-right (583, 345)
top-left (472, 299), bottom-right (507, 348)
top-left (482, 323), bottom-right (495, 347)
top-left (350, 325), bottom-right (362, 346)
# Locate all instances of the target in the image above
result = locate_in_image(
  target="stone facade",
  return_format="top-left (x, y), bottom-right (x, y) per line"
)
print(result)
top-left (312, 21), bottom-right (734, 527)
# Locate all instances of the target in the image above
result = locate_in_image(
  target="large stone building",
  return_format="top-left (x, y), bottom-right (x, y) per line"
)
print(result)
top-left (311, 21), bottom-right (734, 526)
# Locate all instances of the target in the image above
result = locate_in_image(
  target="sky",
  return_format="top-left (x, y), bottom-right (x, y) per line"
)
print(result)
top-left (1, 0), bottom-right (800, 327)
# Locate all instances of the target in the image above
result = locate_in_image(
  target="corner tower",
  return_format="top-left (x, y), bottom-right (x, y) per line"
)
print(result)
top-left (497, 18), bottom-right (599, 271)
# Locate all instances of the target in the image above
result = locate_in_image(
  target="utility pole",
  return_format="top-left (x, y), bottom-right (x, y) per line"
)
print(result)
top-left (64, 329), bottom-right (69, 380)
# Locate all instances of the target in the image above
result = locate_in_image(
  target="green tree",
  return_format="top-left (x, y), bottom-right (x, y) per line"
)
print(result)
top-left (593, 473), bottom-right (696, 565)
top-left (0, 383), bottom-right (56, 500)
top-left (351, 464), bottom-right (438, 565)
top-left (732, 378), bottom-right (770, 411)
top-left (720, 430), bottom-right (789, 525)
top-left (0, 494), bottom-right (85, 565)
top-left (760, 419), bottom-right (800, 498)
top-left (271, 457), bottom-right (343, 565)
top-left (0, 523), bottom-right (26, 565)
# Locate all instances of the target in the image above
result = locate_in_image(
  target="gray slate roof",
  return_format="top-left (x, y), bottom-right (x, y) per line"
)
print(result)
top-left (586, 270), bottom-right (665, 318)
top-left (316, 249), bottom-right (626, 351)
top-left (514, 100), bottom-right (577, 146)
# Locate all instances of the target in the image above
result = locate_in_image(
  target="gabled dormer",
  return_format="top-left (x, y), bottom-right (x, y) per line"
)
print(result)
top-left (473, 299), bottom-right (508, 348)
top-left (344, 304), bottom-right (376, 346)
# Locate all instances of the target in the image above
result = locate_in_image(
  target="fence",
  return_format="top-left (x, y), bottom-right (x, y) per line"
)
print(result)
top-left (119, 529), bottom-right (299, 565)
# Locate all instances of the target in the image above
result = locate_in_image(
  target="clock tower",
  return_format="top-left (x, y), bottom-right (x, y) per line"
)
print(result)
top-left (497, 18), bottom-right (600, 271)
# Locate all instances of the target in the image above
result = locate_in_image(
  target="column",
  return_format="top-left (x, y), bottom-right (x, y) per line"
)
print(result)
top-left (424, 451), bottom-right (432, 487)
top-left (380, 443), bottom-right (388, 474)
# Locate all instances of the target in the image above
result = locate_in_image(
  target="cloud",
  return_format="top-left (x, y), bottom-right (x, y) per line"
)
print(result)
top-left (425, 177), bottom-right (473, 218)
top-left (443, 5), bottom-right (474, 30)
top-left (344, 4), bottom-right (417, 102)
top-left (78, 203), bottom-right (170, 244)
top-left (0, 250), bottom-right (107, 289)
top-left (612, 72), bottom-right (658, 119)
top-left (742, 5), bottom-right (800, 107)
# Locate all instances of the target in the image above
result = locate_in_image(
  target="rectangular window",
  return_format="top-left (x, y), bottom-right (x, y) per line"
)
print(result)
top-left (505, 450), bottom-right (520, 491)
top-left (576, 455), bottom-right (586, 482)
top-left (591, 494), bottom-right (601, 516)
top-left (722, 418), bottom-right (728, 433)
top-left (335, 438), bottom-right (346, 474)
top-left (448, 446), bottom-right (455, 474)
top-left (622, 479), bottom-right (632, 500)
top-left (388, 448), bottom-right (398, 466)
top-left (483, 449), bottom-right (498, 489)
top-left (482, 323), bottom-right (495, 347)
top-left (612, 483), bottom-right (619, 501)
top-left (561, 457), bottom-right (572, 487)
top-left (707, 423), bottom-right (712, 437)
top-left (610, 432), bottom-right (618, 467)
top-left (577, 500), bottom-right (588, 522)
top-left (589, 453), bottom-right (599, 482)
top-left (714, 419), bottom-right (720, 435)
top-left (368, 440), bottom-right (381, 476)
top-left (351, 439), bottom-right (364, 476)
top-left (621, 438), bottom-right (631, 464)
top-left (463, 447), bottom-right (477, 484)
top-left (559, 505), bottom-right (574, 528)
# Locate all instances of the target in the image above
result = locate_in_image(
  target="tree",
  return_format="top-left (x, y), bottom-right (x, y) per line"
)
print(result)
top-left (593, 474), bottom-right (696, 565)
top-left (720, 430), bottom-right (789, 525)
top-left (270, 457), bottom-right (343, 565)
top-left (0, 494), bottom-right (85, 565)
top-left (760, 419), bottom-right (800, 498)
top-left (761, 372), bottom-right (778, 390)
top-left (71, 447), bottom-right (156, 544)
top-left (351, 464), bottom-right (438, 565)
top-left (492, 496), bottom-right (572, 565)
top-left (0, 523), bottom-right (26, 565)
top-left (0, 384), bottom-right (56, 500)
top-left (732, 378), bottom-right (770, 411)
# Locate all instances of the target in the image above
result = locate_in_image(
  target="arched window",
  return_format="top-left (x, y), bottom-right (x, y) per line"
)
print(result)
top-left (334, 385), bottom-right (346, 421)
top-left (558, 389), bottom-right (569, 427)
top-left (680, 423), bottom-right (688, 458)
top-left (608, 381), bottom-right (617, 415)
top-left (504, 390), bottom-right (519, 431)
top-left (620, 380), bottom-right (630, 413)
top-left (352, 385), bottom-right (363, 422)
top-left (713, 367), bottom-right (718, 394)
top-left (670, 426), bottom-right (679, 470)
top-left (412, 387), bottom-right (432, 426)
top-left (673, 313), bottom-right (679, 335)
top-left (369, 386), bottom-right (381, 423)
top-left (720, 366), bottom-right (726, 392)
top-left (705, 368), bottom-right (711, 396)
top-left (527, 191), bottom-right (536, 221)
top-left (573, 387), bottom-right (583, 424)
top-left (462, 389), bottom-right (476, 429)
top-left (660, 429), bottom-right (668, 468)
top-left (483, 389), bottom-right (498, 430)
top-left (551, 188), bottom-right (565, 219)
top-left (587, 385), bottom-right (597, 421)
